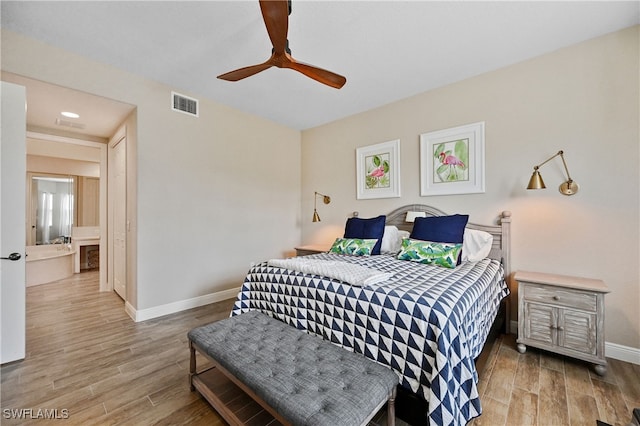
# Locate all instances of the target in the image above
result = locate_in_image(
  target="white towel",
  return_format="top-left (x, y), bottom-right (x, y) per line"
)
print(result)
top-left (267, 258), bottom-right (393, 287)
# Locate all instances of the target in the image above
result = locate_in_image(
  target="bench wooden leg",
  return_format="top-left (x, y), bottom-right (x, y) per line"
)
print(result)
top-left (189, 340), bottom-right (196, 391)
top-left (387, 387), bottom-right (396, 426)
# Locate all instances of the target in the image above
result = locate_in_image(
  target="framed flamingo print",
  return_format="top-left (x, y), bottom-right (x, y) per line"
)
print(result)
top-left (420, 122), bottom-right (485, 196)
top-left (356, 139), bottom-right (401, 199)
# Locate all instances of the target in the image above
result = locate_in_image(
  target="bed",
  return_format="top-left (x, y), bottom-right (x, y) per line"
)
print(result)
top-left (231, 205), bottom-right (511, 426)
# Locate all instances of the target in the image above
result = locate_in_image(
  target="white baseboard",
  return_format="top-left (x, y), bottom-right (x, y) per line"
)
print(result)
top-left (605, 341), bottom-right (640, 365)
top-left (125, 286), bottom-right (240, 322)
top-left (509, 320), bottom-right (640, 365)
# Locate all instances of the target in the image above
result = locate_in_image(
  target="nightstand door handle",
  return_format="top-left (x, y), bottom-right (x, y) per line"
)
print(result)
top-left (557, 326), bottom-right (564, 331)
top-left (552, 295), bottom-right (559, 301)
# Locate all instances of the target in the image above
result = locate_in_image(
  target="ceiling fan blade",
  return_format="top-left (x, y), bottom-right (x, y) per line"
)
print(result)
top-left (259, 0), bottom-right (289, 54)
top-left (287, 59), bottom-right (347, 89)
top-left (219, 0), bottom-right (347, 89)
top-left (217, 62), bottom-right (274, 82)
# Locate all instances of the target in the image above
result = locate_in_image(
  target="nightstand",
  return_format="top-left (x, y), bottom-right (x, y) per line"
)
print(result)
top-left (294, 244), bottom-right (331, 257)
top-left (515, 270), bottom-right (610, 375)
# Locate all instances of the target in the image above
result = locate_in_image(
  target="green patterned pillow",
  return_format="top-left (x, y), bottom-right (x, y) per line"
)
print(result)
top-left (397, 238), bottom-right (463, 269)
top-left (330, 238), bottom-right (378, 256)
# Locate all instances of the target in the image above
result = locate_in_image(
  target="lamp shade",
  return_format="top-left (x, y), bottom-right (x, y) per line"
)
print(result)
top-left (527, 170), bottom-right (546, 190)
top-left (526, 150), bottom-right (578, 195)
top-left (312, 210), bottom-right (321, 222)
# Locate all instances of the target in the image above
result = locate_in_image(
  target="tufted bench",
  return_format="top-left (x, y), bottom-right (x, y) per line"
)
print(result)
top-left (188, 310), bottom-right (398, 426)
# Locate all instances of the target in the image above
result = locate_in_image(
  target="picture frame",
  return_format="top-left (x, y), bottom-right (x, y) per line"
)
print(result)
top-left (420, 122), bottom-right (485, 196)
top-left (356, 139), bottom-right (401, 199)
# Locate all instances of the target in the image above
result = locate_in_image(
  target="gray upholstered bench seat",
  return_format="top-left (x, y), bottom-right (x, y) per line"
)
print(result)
top-left (188, 310), bottom-right (398, 426)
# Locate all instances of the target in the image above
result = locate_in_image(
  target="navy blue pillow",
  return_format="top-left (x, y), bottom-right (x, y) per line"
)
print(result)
top-left (344, 215), bottom-right (386, 255)
top-left (410, 214), bottom-right (469, 244)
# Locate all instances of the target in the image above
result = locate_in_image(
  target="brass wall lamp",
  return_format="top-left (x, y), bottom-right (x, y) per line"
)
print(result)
top-left (527, 150), bottom-right (579, 196)
top-left (312, 191), bottom-right (331, 222)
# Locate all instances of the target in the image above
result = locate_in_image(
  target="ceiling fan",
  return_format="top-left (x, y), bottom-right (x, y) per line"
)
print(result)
top-left (217, 0), bottom-right (346, 89)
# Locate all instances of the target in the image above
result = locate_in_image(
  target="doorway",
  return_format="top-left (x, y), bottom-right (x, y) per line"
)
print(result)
top-left (26, 132), bottom-right (108, 289)
top-left (1, 74), bottom-right (137, 367)
top-left (1, 72), bottom-right (136, 297)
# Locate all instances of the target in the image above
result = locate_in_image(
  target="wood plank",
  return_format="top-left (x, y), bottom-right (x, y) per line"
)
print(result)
top-left (514, 349), bottom-right (540, 393)
top-left (470, 396), bottom-right (508, 426)
top-left (592, 376), bottom-right (632, 426)
top-left (506, 387), bottom-right (538, 426)
top-left (567, 393), bottom-right (600, 426)
top-left (564, 358), bottom-right (594, 397)
top-left (608, 358), bottom-right (640, 408)
top-left (538, 367), bottom-right (569, 425)
top-left (245, 409), bottom-right (286, 426)
top-left (539, 350), bottom-right (565, 373)
top-left (484, 342), bottom-right (519, 404)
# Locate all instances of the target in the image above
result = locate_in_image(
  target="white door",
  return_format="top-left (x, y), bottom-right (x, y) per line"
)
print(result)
top-left (110, 136), bottom-right (126, 299)
top-left (1, 82), bottom-right (27, 363)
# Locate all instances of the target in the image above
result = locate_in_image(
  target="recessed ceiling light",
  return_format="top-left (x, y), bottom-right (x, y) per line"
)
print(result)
top-left (61, 111), bottom-right (80, 119)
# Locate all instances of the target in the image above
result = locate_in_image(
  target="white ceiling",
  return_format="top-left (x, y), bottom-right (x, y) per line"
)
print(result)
top-left (2, 72), bottom-right (136, 139)
top-left (2, 1), bottom-right (638, 134)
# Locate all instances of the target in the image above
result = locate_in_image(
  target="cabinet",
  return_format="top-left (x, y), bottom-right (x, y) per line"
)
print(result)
top-left (78, 176), bottom-right (100, 226)
top-left (515, 271), bottom-right (609, 375)
top-left (71, 229), bottom-right (100, 273)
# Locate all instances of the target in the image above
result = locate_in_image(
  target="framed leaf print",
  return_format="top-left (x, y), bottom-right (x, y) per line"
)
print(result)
top-left (356, 139), bottom-right (401, 199)
top-left (420, 122), bottom-right (485, 196)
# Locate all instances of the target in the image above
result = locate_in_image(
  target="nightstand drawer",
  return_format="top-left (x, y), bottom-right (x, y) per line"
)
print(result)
top-left (523, 284), bottom-right (597, 312)
top-left (295, 244), bottom-right (331, 257)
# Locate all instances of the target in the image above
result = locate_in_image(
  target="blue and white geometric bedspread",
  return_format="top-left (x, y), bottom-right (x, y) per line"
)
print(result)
top-left (231, 253), bottom-right (509, 426)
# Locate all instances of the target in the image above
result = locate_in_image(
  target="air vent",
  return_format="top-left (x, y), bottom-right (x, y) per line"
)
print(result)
top-left (55, 118), bottom-right (86, 129)
top-left (171, 91), bottom-right (199, 117)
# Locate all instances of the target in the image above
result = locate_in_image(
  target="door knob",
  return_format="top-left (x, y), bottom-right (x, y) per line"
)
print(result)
top-left (1, 252), bottom-right (21, 261)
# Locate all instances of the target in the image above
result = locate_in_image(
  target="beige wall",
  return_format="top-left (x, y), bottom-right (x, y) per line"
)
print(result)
top-left (3, 25), bottom-right (638, 352)
top-left (302, 26), bottom-right (639, 350)
top-left (2, 29), bottom-right (302, 312)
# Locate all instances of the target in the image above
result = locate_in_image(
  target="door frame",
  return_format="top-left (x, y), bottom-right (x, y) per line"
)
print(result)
top-left (26, 131), bottom-right (109, 291)
top-left (108, 126), bottom-right (126, 300)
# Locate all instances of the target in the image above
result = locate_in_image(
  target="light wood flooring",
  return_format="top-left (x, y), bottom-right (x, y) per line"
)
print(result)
top-left (1, 271), bottom-right (638, 425)
top-left (471, 334), bottom-right (639, 426)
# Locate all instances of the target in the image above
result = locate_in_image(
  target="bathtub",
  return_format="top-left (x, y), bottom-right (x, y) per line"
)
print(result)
top-left (26, 245), bottom-right (76, 287)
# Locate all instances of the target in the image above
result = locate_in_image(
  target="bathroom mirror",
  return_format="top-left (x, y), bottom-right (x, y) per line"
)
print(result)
top-left (28, 174), bottom-right (76, 245)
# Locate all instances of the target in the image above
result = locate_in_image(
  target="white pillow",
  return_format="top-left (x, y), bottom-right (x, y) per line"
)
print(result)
top-left (398, 230), bottom-right (410, 243)
top-left (462, 228), bottom-right (493, 262)
top-left (381, 226), bottom-right (409, 254)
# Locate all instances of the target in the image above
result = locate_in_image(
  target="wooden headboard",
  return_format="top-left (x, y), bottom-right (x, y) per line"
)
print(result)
top-left (384, 204), bottom-right (512, 279)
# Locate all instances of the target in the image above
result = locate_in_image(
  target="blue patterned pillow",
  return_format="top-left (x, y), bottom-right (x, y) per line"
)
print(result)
top-left (410, 214), bottom-right (469, 265)
top-left (344, 215), bottom-right (386, 255)
top-left (330, 238), bottom-right (378, 256)
top-left (397, 238), bottom-right (463, 269)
